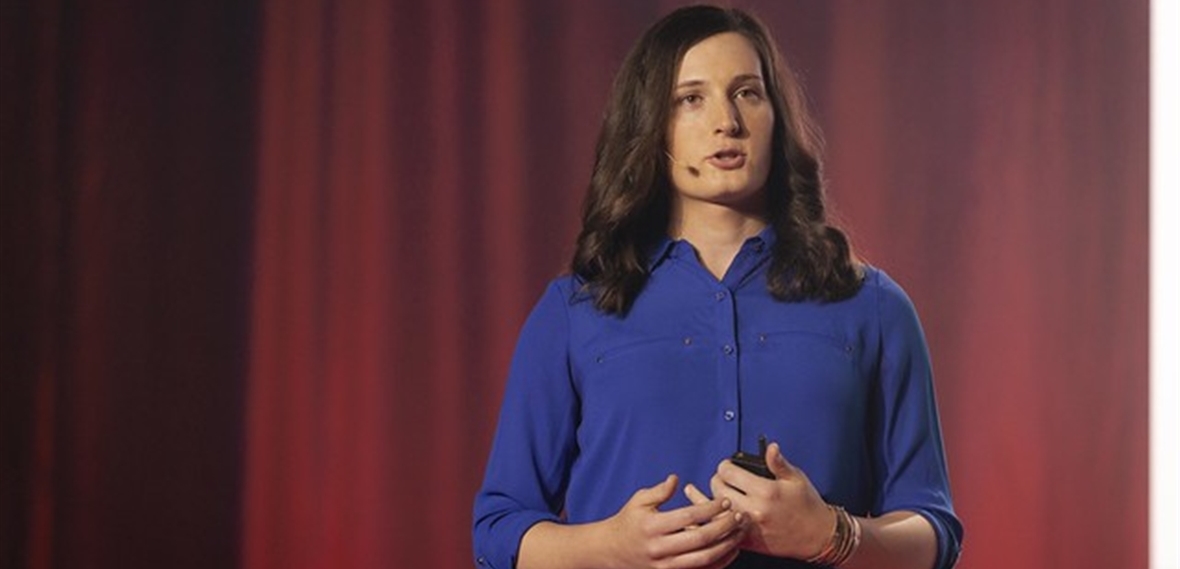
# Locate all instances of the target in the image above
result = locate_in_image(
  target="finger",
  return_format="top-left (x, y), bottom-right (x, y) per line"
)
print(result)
top-left (709, 473), bottom-right (726, 499)
top-left (765, 442), bottom-right (800, 479)
top-left (682, 484), bottom-right (708, 529)
top-left (629, 474), bottom-right (679, 508)
top-left (653, 495), bottom-right (733, 533)
top-left (663, 530), bottom-right (745, 569)
top-left (649, 509), bottom-right (747, 564)
top-left (716, 458), bottom-right (762, 493)
top-left (710, 471), bottom-right (749, 511)
top-left (684, 483), bottom-right (710, 505)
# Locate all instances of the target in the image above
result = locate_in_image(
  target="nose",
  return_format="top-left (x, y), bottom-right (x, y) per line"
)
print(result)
top-left (712, 99), bottom-right (742, 136)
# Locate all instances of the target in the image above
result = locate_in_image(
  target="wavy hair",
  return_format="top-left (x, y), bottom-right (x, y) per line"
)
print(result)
top-left (572, 5), bottom-right (863, 314)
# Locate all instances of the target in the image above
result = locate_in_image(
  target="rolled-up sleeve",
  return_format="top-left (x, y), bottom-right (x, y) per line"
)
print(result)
top-left (872, 272), bottom-right (964, 568)
top-left (473, 281), bottom-right (579, 569)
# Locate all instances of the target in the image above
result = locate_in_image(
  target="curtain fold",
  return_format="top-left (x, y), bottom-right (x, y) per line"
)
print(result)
top-left (1, 2), bottom-right (259, 568)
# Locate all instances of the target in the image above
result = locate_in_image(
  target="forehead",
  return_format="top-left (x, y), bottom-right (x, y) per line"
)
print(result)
top-left (675, 32), bottom-right (763, 82)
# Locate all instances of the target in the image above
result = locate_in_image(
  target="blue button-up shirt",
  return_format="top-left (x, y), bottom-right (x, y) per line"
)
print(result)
top-left (473, 229), bottom-right (962, 568)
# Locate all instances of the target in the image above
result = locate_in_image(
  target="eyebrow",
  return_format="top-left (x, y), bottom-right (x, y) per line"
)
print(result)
top-left (674, 73), bottom-right (764, 90)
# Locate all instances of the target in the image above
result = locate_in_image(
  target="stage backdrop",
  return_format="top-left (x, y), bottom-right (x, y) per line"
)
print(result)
top-left (1, 1), bottom-right (1147, 568)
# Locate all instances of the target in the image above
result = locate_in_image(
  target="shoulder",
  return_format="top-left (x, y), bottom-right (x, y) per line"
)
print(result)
top-left (858, 264), bottom-right (903, 296)
top-left (511, 276), bottom-right (583, 360)
top-left (854, 265), bottom-right (925, 331)
top-left (516, 275), bottom-right (578, 333)
top-left (525, 274), bottom-right (597, 323)
top-left (537, 274), bottom-right (585, 306)
top-left (853, 265), bottom-right (931, 354)
top-left (857, 265), bottom-right (915, 309)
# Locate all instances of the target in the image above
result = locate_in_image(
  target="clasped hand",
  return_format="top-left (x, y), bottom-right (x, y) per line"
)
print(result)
top-left (597, 442), bottom-right (832, 568)
top-left (600, 473), bottom-right (747, 569)
top-left (684, 441), bottom-right (834, 561)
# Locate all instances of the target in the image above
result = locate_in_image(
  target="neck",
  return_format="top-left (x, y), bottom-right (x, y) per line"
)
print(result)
top-left (669, 198), bottom-right (768, 280)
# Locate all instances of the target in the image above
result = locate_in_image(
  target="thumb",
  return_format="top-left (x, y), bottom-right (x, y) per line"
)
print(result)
top-left (766, 442), bottom-right (798, 479)
top-left (630, 474), bottom-right (679, 508)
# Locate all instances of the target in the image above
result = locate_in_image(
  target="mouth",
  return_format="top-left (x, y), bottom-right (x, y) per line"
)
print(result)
top-left (707, 149), bottom-right (747, 170)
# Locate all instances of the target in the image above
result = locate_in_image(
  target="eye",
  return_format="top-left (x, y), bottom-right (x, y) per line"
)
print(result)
top-left (677, 93), bottom-right (704, 106)
top-left (734, 87), bottom-right (763, 101)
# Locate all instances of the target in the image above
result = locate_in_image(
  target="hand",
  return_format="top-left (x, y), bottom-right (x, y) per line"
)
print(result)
top-left (694, 443), bottom-right (834, 560)
top-left (599, 474), bottom-right (747, 569)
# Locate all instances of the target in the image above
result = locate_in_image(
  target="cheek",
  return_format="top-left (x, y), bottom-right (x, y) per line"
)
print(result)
top-left (671, 129), bottom-right (705, 156)
top-left (752, 112), bottom-right (775, 148)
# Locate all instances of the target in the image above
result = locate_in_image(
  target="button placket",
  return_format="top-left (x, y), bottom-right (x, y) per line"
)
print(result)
top-left (714, 286), bottom-right (741, 433)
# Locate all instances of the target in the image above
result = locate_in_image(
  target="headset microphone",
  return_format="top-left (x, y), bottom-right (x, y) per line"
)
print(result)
top-left (665, 151), bottom-right (701, 177)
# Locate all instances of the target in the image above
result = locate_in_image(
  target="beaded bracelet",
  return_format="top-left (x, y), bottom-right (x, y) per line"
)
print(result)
top-left (805, 505), bottom-right (862, 567)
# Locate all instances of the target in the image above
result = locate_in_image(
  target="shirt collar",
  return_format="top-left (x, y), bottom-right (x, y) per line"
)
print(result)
top-left (646, 224), bottom-right (777, 272)
top-left (646, 235), bottom-right (678, 272)
top-left (750, 224), bottom-right (776, 251)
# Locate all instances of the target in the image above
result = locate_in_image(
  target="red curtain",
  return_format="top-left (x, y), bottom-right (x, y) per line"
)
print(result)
top-left (1, 1), bottom-right (1147, 569)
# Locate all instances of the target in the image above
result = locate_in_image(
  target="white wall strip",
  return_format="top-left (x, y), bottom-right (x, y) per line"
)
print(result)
top-left (1151, 1), bottom-right (1179, 568)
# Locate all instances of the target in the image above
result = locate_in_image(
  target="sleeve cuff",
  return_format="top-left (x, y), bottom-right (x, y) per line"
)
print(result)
top-left (473, 510), bottom-right (562, 569)
top-left (912, 508), bottom-right (963, 569)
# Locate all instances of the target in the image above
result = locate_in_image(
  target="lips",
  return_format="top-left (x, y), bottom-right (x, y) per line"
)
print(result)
top-left (707, 149), bottom-right (746, 170)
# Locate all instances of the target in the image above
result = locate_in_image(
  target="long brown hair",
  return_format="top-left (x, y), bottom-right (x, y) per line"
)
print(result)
top-left (572, 5), bottom-right (863, 314)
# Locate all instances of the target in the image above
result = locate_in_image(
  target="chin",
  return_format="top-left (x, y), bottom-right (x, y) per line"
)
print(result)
top-left (712, 181), bottom-right (762, 199)
top-left (674, 176), bottom-right (767, 208)
top-left (698, 189), bottom-right (765, 210)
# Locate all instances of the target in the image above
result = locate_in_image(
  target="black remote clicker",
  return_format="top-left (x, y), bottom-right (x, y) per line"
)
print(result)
top-left (730, 434), bottom-right (774, 479)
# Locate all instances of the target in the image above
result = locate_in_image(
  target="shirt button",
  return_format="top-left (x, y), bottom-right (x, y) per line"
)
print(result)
top-left (477, 557), bottom-right (488, 566)
top-left (683, 336), bottom-right (693, 345)
top-left (715, 291), bottom-right (726, 301)
top-left (724, 410), bottom-right (736, 421)
top-left (722, 344), bottom-right (734, 355)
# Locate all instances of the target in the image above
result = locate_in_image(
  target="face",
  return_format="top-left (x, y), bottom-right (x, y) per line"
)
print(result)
top-left (666, 32), bottom-right (774, 212)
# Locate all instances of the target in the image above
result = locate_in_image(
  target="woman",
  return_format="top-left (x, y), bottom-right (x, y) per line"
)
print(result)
top-left (473, 6), bottom-right (962, 569)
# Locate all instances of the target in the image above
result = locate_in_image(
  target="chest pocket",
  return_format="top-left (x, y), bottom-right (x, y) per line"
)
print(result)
top-left (742, 330), bottom-right (862, 409)
top-left (577, 336), bottom-right (714, 435)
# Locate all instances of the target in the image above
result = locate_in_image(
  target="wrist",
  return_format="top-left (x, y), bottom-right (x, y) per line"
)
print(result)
top-left (803, 505), bottom-right (839, 560)
top-left (590, 516), bottom-right (630, 569)
top-left (520, 520), bottom-right (614, 569)
top-left (805, 505), bottom-right (862, 567)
